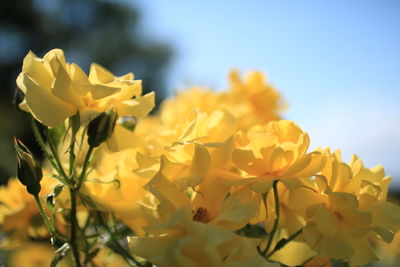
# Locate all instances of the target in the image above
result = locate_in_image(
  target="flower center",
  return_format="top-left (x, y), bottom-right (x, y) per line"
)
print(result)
top-left (192, 207), bottom-right (211, 224)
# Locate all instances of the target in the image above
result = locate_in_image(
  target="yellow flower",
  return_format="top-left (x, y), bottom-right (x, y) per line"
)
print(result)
top-left (143, 157), bottom-right (260, 231)
top-left (176, 109), bottom-right (237, 144)
top-left (349, 154), bottom-right (391, 201)
top-left (17, 49), bottom-right (154, 127)
top-left (155, 70), bottom-right (284, 132)
top-left (228, 69), bottom-right (285, 129)
top-left (159, 87), bottom-right (224, 129)
top-left (137, 109), bottom-right (237, 189)
top-left (298, 150), bottom-right (400, 267)
top-left (303, 192), bottom-right (380, 267)
top-left (232, 120), bottom-right (324, 193)
top-left (128, 207), bottom-right (268, 267)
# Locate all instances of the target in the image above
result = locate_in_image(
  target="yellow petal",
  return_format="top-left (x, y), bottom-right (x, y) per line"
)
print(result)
top-left (208, 137), bottom-right (234, 168)
top-left (21, 74), bottom-right (77, 127)
top-left (315, 205), bottom-right (338, 237)
top-left (191, 144), bottom-right (211, 174)
top-left (269, 147), bottom-right (290, 172)
top-left (206, 109), bottom-right (237, 142)
top-left (91, 84), bottom-right (120, 100)
top-left (128, 236), bottom-right (172, 266)
top-left (70, 63), bottom-right (92, 96)
top-left (193, 177), bottom-right (229, 216)
top-left (321, 235), bottom-right (354, 260)
top-left (289, 187), bottom-right (324, 211)
top-left (303, 224), bottom-right (321, 249)
top-left (271, 241), bottom-right (317, 266)
top-left (51, 60), bottom-right (83, 107)
top-left (280, 178), bottom-right (302, 190)
top-left (106, 124), bottom-right (145, 152)
top-left (22, 51), bottom-right (53, 90)
top-left (211, 189), bottom-right (260, 230)
top-left (144, 167), bottom-right (190, 216)
top-left (285, 152), bottom-right (324, 178)
top-left (347, 238), bottom-right (378, 267)
top-left (115, 92), bottom-right (155, 118)
top-left (89, 63), bottom-right (115, 84)
top-left (251, 179), bottom-right (274, 194)
top-left (370, 201), bottom-right (400, 231)
top-left (232, 149), bottom-right (265, 175)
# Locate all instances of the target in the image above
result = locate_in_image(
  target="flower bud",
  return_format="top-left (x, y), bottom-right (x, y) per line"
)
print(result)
top-left (13, 138), bottom-right (43, 195)
top-left (87, 110), bottom-right (118, 147)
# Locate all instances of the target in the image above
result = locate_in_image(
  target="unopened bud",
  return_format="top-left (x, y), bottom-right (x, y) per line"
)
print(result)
top-left (87, 110), bottom-right (117, 147)
top-left (13, 138), bottom-right (43, 195)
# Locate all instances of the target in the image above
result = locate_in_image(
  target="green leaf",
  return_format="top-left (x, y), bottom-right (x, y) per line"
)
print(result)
top-left (235, 223), bottom-right (267, 238)
top-left (46, 185), bottom-right (64, 212)
top-left (120, 117), bottom-right (136, 131)
top-left (53, 184), bottom-right (64, 197)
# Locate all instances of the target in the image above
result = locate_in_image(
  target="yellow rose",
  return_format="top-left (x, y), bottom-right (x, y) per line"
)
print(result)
top-left (298, 150), bottom-right (400, 267)
top-left (232, 120), bottom-right (324, 193)
top-left (159, 87), bottom-right (224, 129)
top-left (128, 207), bottom-right (268, 267)
top-left (17, 49), bottom-right (154, 127)
top-left (143, 158), bottom-right (260, 231)
top-left (227, 69), bottom-right (285, 129)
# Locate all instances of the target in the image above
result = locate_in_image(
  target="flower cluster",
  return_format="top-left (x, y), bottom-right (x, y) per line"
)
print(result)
top-left (1, 49), bottom-right (399, 267)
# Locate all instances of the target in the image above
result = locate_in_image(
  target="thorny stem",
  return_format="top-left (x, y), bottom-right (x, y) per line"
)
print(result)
top-left (67, 123), bottom-right (82, 267)
top-left (34, 194), bottom-right (66, 242)
top-left (69, 128), bottom-right (76, 179)
top-left (77, 145), bottom-right (94, 190)
top-left (46, 128), bottom-right (68, 181)
top-left (69, 188), bottom-right (82, 267)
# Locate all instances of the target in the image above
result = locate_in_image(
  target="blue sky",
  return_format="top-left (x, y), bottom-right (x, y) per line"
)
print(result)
top-left (134, 0), bottom-right (400, 186)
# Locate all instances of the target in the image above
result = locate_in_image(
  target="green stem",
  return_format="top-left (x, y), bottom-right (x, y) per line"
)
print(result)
top-left (262, 180), bottom-right (280, 256)
top-left (69, 188), bottom-right (82, 267)
top-left (69, 129), bottom-right (76, 178)
top-left (265, 228), bottom-right (303, 259)
top-left (34, 194), bottom-right (66, 242)
top-left (46, 128), bottom-right (68, 181)
top-left (77, 146), bottom-right (94, 190)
